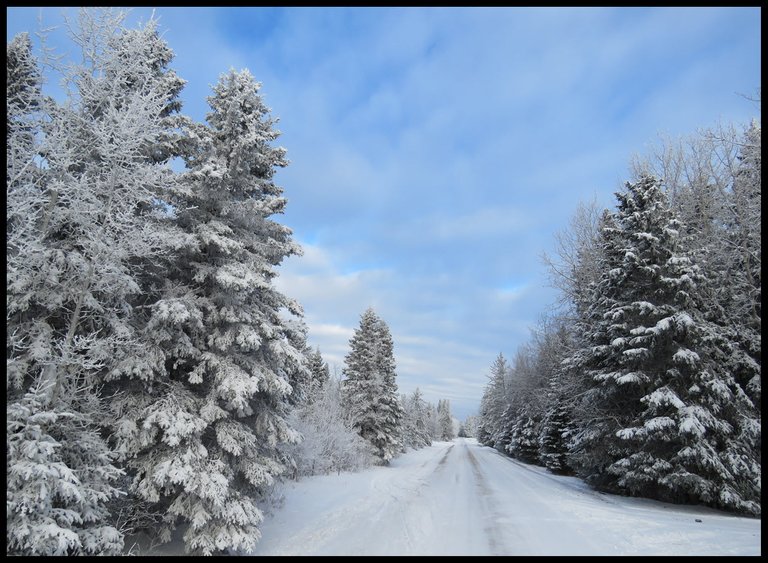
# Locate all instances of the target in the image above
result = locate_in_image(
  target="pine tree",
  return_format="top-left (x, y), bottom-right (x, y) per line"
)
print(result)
top-left (7, 383), bottom-right (125, 555)
top-left (564, 208), bottom-right (630, 489)
top-left (631, 123), bottom-right (761, 419)
top-left (401, 390), bottom-right (431, 450)
top-left (342, 308), bottom-right (404, 464)
top-left (6, 32), bottom-right (41, 215)
top-left (426, 402), bottom-right (440, 441)
top-left (286, 337), bottom-right (313, 407)
top-left (461, 415), bottom-right (479, 438)
top-left (110, 68), bottom-right (307, 554)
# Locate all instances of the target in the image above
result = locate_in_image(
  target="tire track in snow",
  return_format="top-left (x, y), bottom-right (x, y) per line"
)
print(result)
top-left (436, 443), bottom-right (454, 470)
top-left (464, 442), bottom-right (514, 555)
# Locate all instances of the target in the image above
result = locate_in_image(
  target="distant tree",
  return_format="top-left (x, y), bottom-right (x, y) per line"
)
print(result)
top-left (461, 415), bottom-right (479, 438)
top-left (437, 399), bottom-right (455, 441)
top-left (306, 346), bottom-right (331, 402)
top-left (477, 353), bottom-right (510, 449)
top-left (342, 308), bottom-right (404, 464)
top-left (402, 388), bottom-right (432, 449)
top-left (426, 402), bottom-right (440, 441)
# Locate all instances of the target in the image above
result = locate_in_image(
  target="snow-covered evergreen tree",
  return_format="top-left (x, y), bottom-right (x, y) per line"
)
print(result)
top-left (566, 176), bottom-right (760, 514)
top-left (426, 402), bottom-right (440, 442)
top-left (7, 383), bottom-right (125, 555)
top-left (723, 122), bottom-right (761, 408)
top-left (538, 397), bottom-right (573, 474)
top-left (401, 388), bottom-right (432, 449)
top-left (6, 32), bottom-right (42, 219)
top-left (534, 322), bottom-right (576, 473)
top-left (477, 353), bottom-right (510, 449)
top-left (506, 415), bottom-right (539, 463)
top-left (437, 399), bottom-right (455, 441)
top-left (110, 67), bottom-right (307, 554)
top-left (631, 123), bottom-right (761, 411)
top-left (7, 11), bottom-right (184, 554)
top-left (305, 346), bottom-right (331, 402)
top-left (494, 343), bottom-right (548, 460)
top-left (461, 415), bottom-right (479, 438)
top-left (342, 308), bottom-right (404, 464)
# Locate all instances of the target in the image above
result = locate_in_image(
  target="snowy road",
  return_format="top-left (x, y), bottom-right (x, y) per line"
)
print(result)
top-left (248, 438), bottom-right (760, 556)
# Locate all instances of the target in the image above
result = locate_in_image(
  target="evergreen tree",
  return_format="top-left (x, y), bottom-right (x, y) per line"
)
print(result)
top-left (6, 32), bottom-right (41, 211)
top-left (426, 402), bottom-right (440, 442)
top-left (564, 208), bottom-right (630, 489)
top-left (438, 399), bottom-right (455, 441)
top-left (506, 415), bottom-right (539, 463)
top-left (536, 323), bottom-right (576, 473)
top-left (631, 123), bottom-right (761, 413)
top-left (342, 308), bottom-right (404, 464)
top-left (461, 415), bottom-right (479, 438)
top-left (110, 68), bottom-right (307, 554)
top-left (6, 11), bottom-right (183, 554)
top-left (306, 346), bottom-right (331, 401)
top-left (567, 176), bottom-right (760, 514)
top-left (401, 388), bottom-right (432, 449)
top-left (477, 353), bottom-right (510, 449)
top-left (538, 397), bottom-right (573, 474)
top-left (410, 389), bottom-right (433, 448)
top-left (285, 337), bottom-right (313, 407)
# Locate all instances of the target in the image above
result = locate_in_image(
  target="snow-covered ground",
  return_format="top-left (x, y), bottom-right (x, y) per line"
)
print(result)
top-left (248, 438), bottom-right (760, 556)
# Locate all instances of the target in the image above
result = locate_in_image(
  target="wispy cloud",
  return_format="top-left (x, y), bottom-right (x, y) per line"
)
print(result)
top-left (8, 6), bottom-right (760, 419)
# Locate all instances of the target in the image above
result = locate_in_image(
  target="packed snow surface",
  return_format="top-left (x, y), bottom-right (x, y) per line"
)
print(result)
top-left (249, 438), bottom-right (760, 556)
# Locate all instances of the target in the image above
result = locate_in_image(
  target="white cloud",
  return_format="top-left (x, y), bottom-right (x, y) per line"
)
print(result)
top-left (11, 6), bottom-right (759, 422)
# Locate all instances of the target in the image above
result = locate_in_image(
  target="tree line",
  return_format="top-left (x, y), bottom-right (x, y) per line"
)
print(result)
top-left (478, 113), bottom-right (761, 516)
top-left (6, 10), bottom-right (456, 556)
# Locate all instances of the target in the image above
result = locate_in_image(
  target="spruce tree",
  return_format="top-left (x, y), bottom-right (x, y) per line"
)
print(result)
top-left (537, 324), bottom-right (576, 473)
top-left (111, 68), bottom-right (307, 554)
top-left (477, 353), bottom-right (510, 449)
top-left (538, 397), bottom-right (573, 473)
top-left (567, 176), bottom-right (760, 513)
top-left (506, 415), bottom-right (540, 463)
top-left (342, 308), bottom-right (404, 464)
top-left (306, 346), bottom-right (331, 402)
top-left (438, 399), bottom-right (455, 441)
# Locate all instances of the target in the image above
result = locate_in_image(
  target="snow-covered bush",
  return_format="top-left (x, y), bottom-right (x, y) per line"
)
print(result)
top-left (287, 378), bottom-right (375, 476)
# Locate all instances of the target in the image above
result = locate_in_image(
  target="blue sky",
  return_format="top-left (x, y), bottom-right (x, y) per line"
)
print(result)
top-left (7, 7), bottom-right (761, 420)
